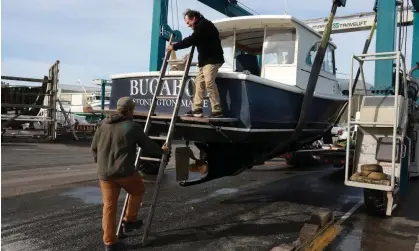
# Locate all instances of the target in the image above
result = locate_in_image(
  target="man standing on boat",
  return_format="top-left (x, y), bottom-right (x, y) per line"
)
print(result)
top-left (166, 9), bottom-right (224, 118)
top-left (91, 96), bottom-right (169, 251)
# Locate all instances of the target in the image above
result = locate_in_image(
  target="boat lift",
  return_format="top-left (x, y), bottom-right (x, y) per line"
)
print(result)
top-left (344, 51), bottom-right (414, 216)
top-left (340, 0), bottom-right (419, 217)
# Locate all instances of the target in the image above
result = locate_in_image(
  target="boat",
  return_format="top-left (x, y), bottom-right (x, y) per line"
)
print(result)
top-left (107, 15), bottom-right (348, 185)
top-left (59, 91), bottom-right (110, 123)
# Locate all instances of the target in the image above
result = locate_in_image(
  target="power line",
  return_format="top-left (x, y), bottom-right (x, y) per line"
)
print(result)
top-left (236, 1), bottom-right (259, 15)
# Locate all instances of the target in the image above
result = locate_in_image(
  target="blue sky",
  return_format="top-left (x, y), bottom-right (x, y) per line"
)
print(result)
top-left (1, 0), bottom-right (414, 90)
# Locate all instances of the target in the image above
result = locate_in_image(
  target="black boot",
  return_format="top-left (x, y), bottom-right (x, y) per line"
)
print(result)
top-left (209, 111), bottom-right (223, 118)
top-left (122, 219), bottom-right (143, 233)
top-left (105, 242), bottom-right (124, 251)
top-left (185, 108), bottom-right (203, 117)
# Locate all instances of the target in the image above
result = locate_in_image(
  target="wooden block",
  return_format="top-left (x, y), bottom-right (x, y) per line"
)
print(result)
top-left (299, 223), bottom-right (320, 243)
top-left (350, 173), bottom-right (391, 185)
top-left (308, 224), bottom-right (343, 251)
top-left (189, 160), bottom-right (208, 175)
top-left (308, 209), bottom-right (333, 227)
top-left (175, 147), bottom-right (190, 181)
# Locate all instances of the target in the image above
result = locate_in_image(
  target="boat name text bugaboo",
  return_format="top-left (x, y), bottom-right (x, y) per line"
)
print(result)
top-left (128, 77), bottom-right (210, 108)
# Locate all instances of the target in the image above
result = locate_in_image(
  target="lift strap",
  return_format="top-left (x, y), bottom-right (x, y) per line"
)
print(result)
top-left (251, 0), bottom-right (346, 164)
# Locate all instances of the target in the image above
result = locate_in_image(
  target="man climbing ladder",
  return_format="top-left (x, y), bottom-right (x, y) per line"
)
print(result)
top-left (91, 97), bottom-right (169, 251)
top-left (112, 33), bottom-right (197, 247)
top-left (166, 9), bottom-right (225, 118)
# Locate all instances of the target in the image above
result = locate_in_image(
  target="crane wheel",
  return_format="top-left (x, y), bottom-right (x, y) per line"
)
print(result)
top-left (363, 188), bottom-right (387, 217)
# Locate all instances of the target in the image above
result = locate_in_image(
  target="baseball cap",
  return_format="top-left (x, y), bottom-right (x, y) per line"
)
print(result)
top-left (117, 97), bottom-right (135, 112)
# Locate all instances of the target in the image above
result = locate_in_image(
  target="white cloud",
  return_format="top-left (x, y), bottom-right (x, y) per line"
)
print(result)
top-left (1, 58), bottom-right (107, 87)
top-left (1, 0), bottom-right (415, 89)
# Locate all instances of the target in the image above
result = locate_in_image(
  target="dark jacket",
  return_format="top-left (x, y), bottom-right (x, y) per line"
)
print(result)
top-left (173, 16), bottom-right (225, 67)
top-left (91, 114), bottom-right (163, 180)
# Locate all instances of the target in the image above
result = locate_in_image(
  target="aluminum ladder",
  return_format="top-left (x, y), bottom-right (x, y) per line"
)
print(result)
top-left (115, 34), bottom-right (196, 244)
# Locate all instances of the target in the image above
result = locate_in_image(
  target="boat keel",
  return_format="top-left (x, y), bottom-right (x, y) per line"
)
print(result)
top-left (178, 142), bottom-right (261, 186)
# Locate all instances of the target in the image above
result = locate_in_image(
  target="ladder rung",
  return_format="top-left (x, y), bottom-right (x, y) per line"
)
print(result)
top-left (166, 60), bottom-right (198, 66)
top-left (156, 95), bottom-right (177, 99)
top-left (162, 77), bottom-right (182, 80)
top-left (150, 115), bottom-right (172, 120)
top-left (167, 59), bottom-right (186, 64)
top-left (149, 136), bottom-right (167, 141)
top-left (140, 157), bottom-right (161, 162)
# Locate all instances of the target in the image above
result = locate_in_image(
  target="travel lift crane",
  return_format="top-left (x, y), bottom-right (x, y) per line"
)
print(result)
top-left (274, 0), bottom-right (419, 217)
top-left (116, 0), bottom-right (348, 246)
top-left (115, 0), bottom-right (419, 246)
top-left (343, 0), bottom-right (419, 217)
top-left (305, 5), bottom-right (414, 34)
top-left (148, 0), bottom-right (254, 72)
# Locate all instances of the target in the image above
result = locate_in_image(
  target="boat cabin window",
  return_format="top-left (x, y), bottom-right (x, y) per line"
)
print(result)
top-left (306, 42), bottom-right (336, 75)
top-left (220, 27), bottom-right (298, 76)
top-left (93, 95), bottom-right (110, 101)
top-left (220, 28), bottom-right (264, 76)
top-left (262, 28), bottom-right (296, 65)
top-left (234, 36), bottom-right (263, 76)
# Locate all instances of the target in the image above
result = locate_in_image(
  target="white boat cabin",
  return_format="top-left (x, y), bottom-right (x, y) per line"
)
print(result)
top-left (213, 15), bottom-right (340, 95)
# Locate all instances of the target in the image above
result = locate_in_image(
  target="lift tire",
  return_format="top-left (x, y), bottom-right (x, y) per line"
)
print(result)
top-left (361, 164), bottom-right (383, 172)
top-left (363, 188), bottom-right (387, 217)
top-left (367, 172), bottom-right (387, 180)
top-left (286, 157), bottom-right (301, 167)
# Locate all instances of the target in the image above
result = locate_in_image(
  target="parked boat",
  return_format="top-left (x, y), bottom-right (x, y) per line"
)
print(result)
top-left (108, 15), bottom-right (348, 184)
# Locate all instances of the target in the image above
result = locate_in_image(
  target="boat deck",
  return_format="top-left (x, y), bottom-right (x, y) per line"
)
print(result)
top-left (94, 109), bottom-right (240, 124)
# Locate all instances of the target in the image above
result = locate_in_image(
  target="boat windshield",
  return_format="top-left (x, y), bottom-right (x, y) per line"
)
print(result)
top-left (262, 28), bottom-right (296, 65)
top-left (220, 35), bottom-right (235, 71)
top-left (219, 27), bottom-right (296, 76)
top-left (220, 28), bottom-right (264, 76)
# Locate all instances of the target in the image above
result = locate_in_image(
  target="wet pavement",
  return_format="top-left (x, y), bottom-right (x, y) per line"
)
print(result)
top-left (1, 142), bottom-right (419, 251)
top-left (328, 178), bottom-right (419, 251)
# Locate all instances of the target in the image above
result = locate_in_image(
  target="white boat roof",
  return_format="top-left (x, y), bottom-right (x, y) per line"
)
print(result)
top-left (212, 15), bottom-right (337, 48)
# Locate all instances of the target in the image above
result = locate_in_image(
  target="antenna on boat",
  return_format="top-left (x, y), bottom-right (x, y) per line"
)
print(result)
top-left (76, 78), bottom-right (88, 94)
top-left (284, 0), bottom-right (288, 14)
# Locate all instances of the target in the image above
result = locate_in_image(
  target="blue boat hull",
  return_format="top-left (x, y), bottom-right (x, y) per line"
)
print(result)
top-left (109, 74), bottom-right (347, 182)
top-left (110, 75), bottom-right (346, 132)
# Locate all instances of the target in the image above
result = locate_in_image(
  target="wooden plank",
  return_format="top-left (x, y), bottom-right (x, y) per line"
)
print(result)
top-left (150, 114), bottom-right (239, 123)
top-left (1, 115), bottom-right (53, 122)
top-left (350, 173), bottom-right (391, 185)
top-left (93, 109), bottom-right (148, 117)
top-left (1, 104), bottom-right (52, 109)
top-left (1, 76), bottom-right (50, 83)
top-left (0, 92), bottom-right (51, 96)
top-left (93, 109), bottom-right (239, 123)
top-left (180, 116), bottom-right (239, 123)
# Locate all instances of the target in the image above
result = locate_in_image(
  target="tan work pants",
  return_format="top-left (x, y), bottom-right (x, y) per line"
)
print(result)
top-left (192, 63), bottom-right (223, 113)
top-left (99, 172), bottom-right (145, 245)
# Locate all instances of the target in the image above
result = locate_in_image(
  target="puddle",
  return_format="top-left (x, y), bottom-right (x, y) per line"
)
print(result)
top-left (187, 188), bottom-right (239, 204)
top-left (61, 187), bottom-right (103, 205)
top-left (214, 188), bottom-right (239, 195)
